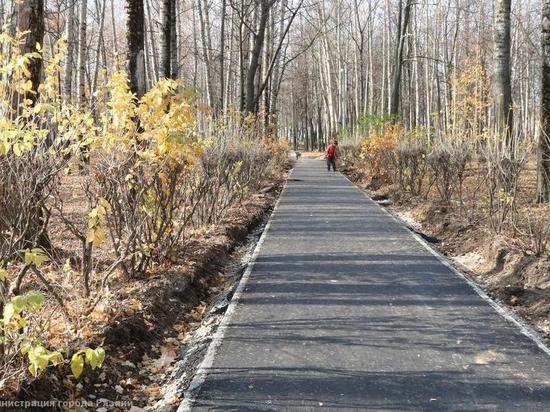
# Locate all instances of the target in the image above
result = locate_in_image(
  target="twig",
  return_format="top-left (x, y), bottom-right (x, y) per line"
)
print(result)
top-left (30, 266), bottom-right (71, 322)
top-left (9, 264), bottom-right (32, 295)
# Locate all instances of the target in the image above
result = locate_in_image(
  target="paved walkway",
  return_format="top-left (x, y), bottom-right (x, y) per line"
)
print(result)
top-left (184, 158), bottom-right (550, 411)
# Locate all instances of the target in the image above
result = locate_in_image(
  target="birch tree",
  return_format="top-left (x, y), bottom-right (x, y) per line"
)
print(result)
top-left (160, 0), bottom-right (173, 78)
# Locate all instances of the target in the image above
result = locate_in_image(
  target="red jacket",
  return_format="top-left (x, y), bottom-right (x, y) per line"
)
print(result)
top-left (326, 144), bottom-right (338, 158)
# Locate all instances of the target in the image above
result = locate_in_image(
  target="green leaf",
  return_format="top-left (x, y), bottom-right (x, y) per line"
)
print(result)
top-left (28, 345), bottom-right (50, 372)
top-left (25, 291), bottom-right (45, 311)
top-left (84, 347), bottom-right (106, 369)
top-left (0, 268), bottom-right (8, 281)
top-left (84, 348), bottom-right (97, 368)
top-left (71, 353), bottom-right (84, 378)
top-left (94, 347), bottom-right (105, 368)
top-left (9, 295), bottom-right (25, 314)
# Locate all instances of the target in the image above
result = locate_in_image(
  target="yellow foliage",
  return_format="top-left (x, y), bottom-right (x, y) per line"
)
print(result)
top-left (359, 124), bottom-right (404, 180)
top-left (263, 138), bottom-right (290, 160)
top-left (24, 248), bottom-right (50, 267)
top-left (449, 51), bottom-right (490, 139)
top-left (87, 198), bottom-right (109, 247)
top-left (95, 73), bottom-right (202, 169)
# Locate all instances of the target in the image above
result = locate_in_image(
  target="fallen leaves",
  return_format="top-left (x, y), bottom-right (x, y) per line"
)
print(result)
top-left (151, 344), bottom-right (178, 372)
top-left (190, 304), bottom-right (207, 321)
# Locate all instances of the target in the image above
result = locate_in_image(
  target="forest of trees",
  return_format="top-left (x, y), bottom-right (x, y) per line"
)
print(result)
top-left (1, 0), bottom-right (549, 199)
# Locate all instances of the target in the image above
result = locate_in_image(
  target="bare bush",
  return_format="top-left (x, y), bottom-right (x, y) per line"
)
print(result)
top-left (526, 215), bottom-right (550, 256)
top-left (481, 133), bottom-right (530, 234)
top-left (393, 135), bottom-right (429, 196)
top-left (427, 138), bottom-right (472, 204)
top-left (194, 144), bottom-right (272, 226)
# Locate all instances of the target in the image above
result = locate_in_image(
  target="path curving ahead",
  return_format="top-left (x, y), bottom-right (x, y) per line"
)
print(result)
top-left (181, 158), bottom-right (550, 411)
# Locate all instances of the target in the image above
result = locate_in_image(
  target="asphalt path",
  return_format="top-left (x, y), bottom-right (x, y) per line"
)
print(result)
top-left (183, 158), bottom-right (550, 411)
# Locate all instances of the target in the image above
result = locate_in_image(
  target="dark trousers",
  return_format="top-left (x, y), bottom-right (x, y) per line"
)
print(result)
top-left (327, 156), bottom-right (337, 171)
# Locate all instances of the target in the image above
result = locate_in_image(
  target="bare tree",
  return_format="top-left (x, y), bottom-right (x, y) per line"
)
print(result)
top-left (245, 0), bottom-right (274, 113)
top-left (198, 0), bottom-right (215, 107)
top-left (539, 0), bottom-right (550, 202)
top-left (170, 0), bottom-right (178, 78)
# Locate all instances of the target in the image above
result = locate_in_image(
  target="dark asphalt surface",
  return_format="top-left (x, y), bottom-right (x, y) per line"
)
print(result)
top-left (190, 158), bottom-right (550, 411)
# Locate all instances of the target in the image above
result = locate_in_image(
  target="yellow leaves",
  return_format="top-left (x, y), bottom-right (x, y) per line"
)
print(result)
top-left (3, 291), bottom-right (45, 327)
top-left (0, 267), bottom-right (8, 281)
top-left (87, 198), bottom-right (109, 247)
top-left (71, 347), bottom-right (106, 378)
top-left (3, 302), bottom-right (15, 325)
top-left (63, 258), bottom-right (73, 274)
top-left (71, 353), bottom-right (85, 378)
top-left (21, 79), bottom-right (34, 93)
top-left (28, 345), bottom-right (63, 377)
top-left (359, 124), bottom-right (405, 179)
top-left (24, 248), bottom-right (50, 267)
top-left (87, 227), bottom-right (106, 247)
top-left (86, 347), bottom-right (106, 369)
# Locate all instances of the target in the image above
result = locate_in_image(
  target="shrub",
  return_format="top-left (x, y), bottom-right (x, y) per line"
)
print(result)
top-left (393, 132), bottom-right (430, 196)
top-left (427, 137), bottom-right (472, 204)
top-left (481, 133), bottom-right (530, 234)
top-left (359, 124), bottom-right (401, 183)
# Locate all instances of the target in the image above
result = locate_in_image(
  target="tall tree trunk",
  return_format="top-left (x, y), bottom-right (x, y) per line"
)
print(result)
top-left (127, 0), bottom-right (146, 97)
top-left (15, 0), bottom-right (51, 252)
top-left (198, 0), bottom-right (214, 106)
top-left (170, 0), bottom-right (178, 78)
top-left (219, 0), bottom-right (227, 112)
top-left (17, 0), bottom-right (44, 106)
top-left (538, 0), bottom-right (550, 202)
top-left (145, 0), bottom-right (159, 81)
top-left (494, 0), bottom-right (513, 141)
top-left (92, 0), bottom-right (107, 95)
top-left (77, 0), bottom-right (88, 105)
top-left (390, 0), bottom-right (413, 119)
top-left (64, 0), bottom-right (76, 100)
top-left (111, 0), bottom-right (118, 58)
top-left (160, 0), bottom-right (172, 78)
top-left (245, 0), bottom-right (272, 113)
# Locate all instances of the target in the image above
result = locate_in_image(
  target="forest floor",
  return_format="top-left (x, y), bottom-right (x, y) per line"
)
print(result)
top-left (340, 159), bottom-right (550, 343)
top-left (12, 168), bottom-right (290, 410)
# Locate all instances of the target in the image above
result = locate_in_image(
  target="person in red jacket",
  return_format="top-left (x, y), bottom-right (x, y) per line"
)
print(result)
top-left (325, 140), bottom-right (339, 171)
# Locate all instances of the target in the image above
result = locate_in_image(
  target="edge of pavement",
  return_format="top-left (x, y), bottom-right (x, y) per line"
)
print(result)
top-left (177, 165), bottom-right (294, 411)
top-left (339, 166), bottom-right (550, 358)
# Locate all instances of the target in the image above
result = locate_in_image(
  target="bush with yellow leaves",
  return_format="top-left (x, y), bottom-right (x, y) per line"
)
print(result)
top-left (1, 26), bottom-right (287, 395)
top-left (359, 123), bottom-right (402, 183)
